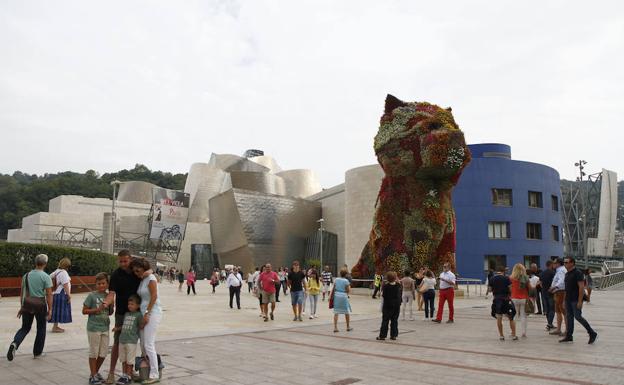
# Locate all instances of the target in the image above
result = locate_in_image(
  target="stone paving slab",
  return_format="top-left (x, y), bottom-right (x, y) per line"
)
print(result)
top-left (1, 280), bottom-right (622, 385)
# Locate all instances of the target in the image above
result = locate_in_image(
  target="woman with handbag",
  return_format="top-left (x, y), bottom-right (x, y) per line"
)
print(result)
top-left (49, 257), bottom-right (72, 333)
top-left (7, 254), bottom-right (53, 361)
top-left (510, 263), bottom-right (533, 339)
top-left (331, 268), bottom-right (353, 333)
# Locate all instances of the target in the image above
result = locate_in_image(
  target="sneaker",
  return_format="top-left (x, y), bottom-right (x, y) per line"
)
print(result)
top-left (309, 316), bottom-right (314, 319)
top-left (33, 353), bottom-right (46, 359)
top-left (7, 342), bottom-right (16, 361)
top-left (116, 376), bottom-right (130, 385)
top-left (588, 332), bottom-right (598, 344)
top-left (376, 336), bottom-right (385, 341)
top-left (432, 319), bottom-right (441, 323)
top-left (446, 320), bottom-right (454, 324)
top-left (559, 337), bottom-right (573, 343)
top-left (422, 317), bottom-right (428, 321)
top-left (142, 379), bottom-right (160, 384)
top-left (390, 337), bottom-right (396, 340)
top-left (549, 329), bottom-right (562, 335)
top-left (89, 376), bottom-right (102, 385)
top-left (270, 312), bottom-right (274, 320)
top-left (298, 316), bottom-right (303, 322)
top-left (95, 373), bottom-right (104, 382)
top-left (545, 324), bottom-right (555, 330)
top-left (293, 316), bottom-right (298, 321)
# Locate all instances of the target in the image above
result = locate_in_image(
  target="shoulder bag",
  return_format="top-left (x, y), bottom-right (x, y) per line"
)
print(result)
top-left (20, 272), bottom-right (47, 315)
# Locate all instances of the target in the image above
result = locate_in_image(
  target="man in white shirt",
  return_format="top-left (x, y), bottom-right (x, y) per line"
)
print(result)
top-left (548, 258), bottom-right (567, 336)
top-left (433, 263), bottom-right (456, 324)
top-left (226, 268), bottom-right (243, 309)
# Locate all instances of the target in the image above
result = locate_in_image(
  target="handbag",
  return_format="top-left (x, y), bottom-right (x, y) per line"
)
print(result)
top-left (328, 290), bottom-right (335, 309)
top-left (20, 272), bottom-right (47, 315)
top-left (525, 298), bottom-right (535, 314)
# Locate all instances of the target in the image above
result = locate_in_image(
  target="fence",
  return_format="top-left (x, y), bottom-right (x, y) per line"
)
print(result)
top-left (594, 270), bottom-right (624, 290)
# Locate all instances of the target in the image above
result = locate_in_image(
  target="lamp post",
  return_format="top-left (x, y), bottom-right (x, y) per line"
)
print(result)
top-left (317, 218), bottom-right (324, 272)
top-left (574, 160), bottom-right (588, 267)
top-left (110, 180), bottom-right (122, 253)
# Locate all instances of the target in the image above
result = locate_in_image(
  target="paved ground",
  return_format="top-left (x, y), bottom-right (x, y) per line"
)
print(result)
top-left (1, 280), bottom-right (623, 385)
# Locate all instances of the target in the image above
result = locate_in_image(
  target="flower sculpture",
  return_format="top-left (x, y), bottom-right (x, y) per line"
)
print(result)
top-left (352, 95), bottom-right (471, 278)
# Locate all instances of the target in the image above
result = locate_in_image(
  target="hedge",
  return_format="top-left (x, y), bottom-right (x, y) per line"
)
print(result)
top-left (0, 242), bottom-right (117, 277)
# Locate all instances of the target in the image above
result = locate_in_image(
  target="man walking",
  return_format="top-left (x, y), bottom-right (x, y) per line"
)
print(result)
top-left (549, 258), bottom-right (567, 336)
top-left (488, 265), bottom-right (517, 340)
top-left (287, 261), bottom-right (307, 322)
top-left (321, 265), bottom-right (333, 301)
top-left (258, 264), bottom-right (279, 321)
top-left (227, 267), bottom-right (243, 309)
top-left (540, 260), bottom-right (556, 330)
top-left (433, 263), bottom-right (456, 324)
top-left (559, 258), bottom-right (597, 344)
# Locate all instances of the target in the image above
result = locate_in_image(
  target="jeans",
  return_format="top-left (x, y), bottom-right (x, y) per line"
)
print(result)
top-left (379, 305), bottom-right (400, 338)
top-left (308, 294), bottom-right (319, 315)
top-left (247, 282), bottom-right (253, 292)
top-left (565, 300), bottom-right (595, 339)
top-left (436, 288), bottom-right (454, 321)
top-left (542, 290), bottom-right (555, 326)
top-left (423, 289), bottom-right (435, 318)
top-left (140, 312), bottom-right (162, 380)
top-left (229, 286), bottom-right (241, 308)
top-left (512, 299), bottom-right (527, 336)
top-left (12, 311), bottom-right (47, 356)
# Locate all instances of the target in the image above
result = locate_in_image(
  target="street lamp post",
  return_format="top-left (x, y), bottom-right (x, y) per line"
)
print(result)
top-left (110, 180), bottom-right (122, 254)
top-left (317, 218), bottom-right (324, 272)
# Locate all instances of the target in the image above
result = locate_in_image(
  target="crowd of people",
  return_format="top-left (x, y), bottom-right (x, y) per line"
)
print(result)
top-left (5, 252), bottom-right (599, 383)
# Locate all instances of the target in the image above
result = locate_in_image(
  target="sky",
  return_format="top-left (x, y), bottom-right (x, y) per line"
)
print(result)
top-left (1, 0), bottom-right (622, 188)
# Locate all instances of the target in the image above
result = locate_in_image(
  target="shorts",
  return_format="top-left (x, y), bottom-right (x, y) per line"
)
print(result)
top-left (113, 314), bottom-right (124, 343)
top-left (88, 331), bottom-right (110, 358)
top-left (491, 298), bottom-right (515, 319)
top-left (119, 343), bottom-right (137, 365)
top-left (291, 290), bottom-right (304, 306)
top-left (322, 283), bottom-right (331, 293)
top-left (261, 290), bottom-right (276, 304)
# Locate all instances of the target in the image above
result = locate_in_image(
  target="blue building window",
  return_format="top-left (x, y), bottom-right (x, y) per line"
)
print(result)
top-left (484, 255), bottom-right (507, 272)
top-left (492, 188), bottom-right (512, 206)
top-left (552, 225), bottom-right (560, 241)
top-left (526, 223), bottom-right (542, 239)
top-left (524, 255), bottom-right (540, 268)
top-left (488, 221), bottom-right (510, 239)
top-left (551, 195), bottom-right (559, 211)
top-left (528, 191), bottom-right (543, 208)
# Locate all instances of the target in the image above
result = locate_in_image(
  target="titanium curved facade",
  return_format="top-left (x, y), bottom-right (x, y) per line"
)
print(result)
top-left (117, 181), bottom-right (158, 204)
top-left (276, 169), bottom-right (322, 198)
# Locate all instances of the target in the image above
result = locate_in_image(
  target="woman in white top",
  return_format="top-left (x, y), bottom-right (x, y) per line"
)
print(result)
top-left (418, 270), bottom-right (437, 320)
top-left (49, 257), bottom-right (72, 333)
top-left (130, 258), bottom-right (162, 384)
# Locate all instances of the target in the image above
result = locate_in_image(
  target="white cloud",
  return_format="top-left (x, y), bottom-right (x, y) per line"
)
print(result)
top-left (1, 0), bottom-right (622, 186)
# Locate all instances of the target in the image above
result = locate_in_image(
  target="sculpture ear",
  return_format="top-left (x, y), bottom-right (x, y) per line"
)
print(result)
top-left (385, 94), bottom-right (406, 114)
top-left (446, 107), bottom-right (452, 112)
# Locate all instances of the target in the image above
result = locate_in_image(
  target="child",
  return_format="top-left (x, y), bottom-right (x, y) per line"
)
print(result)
top-left (112, 294), bottom-right (144, 385)
top-left (82, 272), bottom-right (113, 385)
top-left (377, 271), bottom-right (402, 341)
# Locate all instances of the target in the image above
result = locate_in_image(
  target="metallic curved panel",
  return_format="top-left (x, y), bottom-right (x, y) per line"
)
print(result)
top-left (276, 169), bottom-right (322, 198)
top-left (208, 153), bottom-right (270, 173)
top-left (186, 163), bottom-right (231, 223)
top-left (229, 171), bottom-right (286, 196)
top-left (209, 188), bottom-right (321, 273)
top-left (249, 155), bottom-right (282, 174)
top-left (117, 181), bottom-right (158, 204)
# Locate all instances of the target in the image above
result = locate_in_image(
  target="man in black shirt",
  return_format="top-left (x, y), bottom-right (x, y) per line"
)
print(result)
top-left (103, 250), bottom-right (144, 384)
top-left (488, 265), bottom-right (517, 340)
top-left (287, 261), bottom-right (307, 322)
top-left (559, 257), bottom-right (597, 344)
top-left (540, 260), bottom-right (556, 330)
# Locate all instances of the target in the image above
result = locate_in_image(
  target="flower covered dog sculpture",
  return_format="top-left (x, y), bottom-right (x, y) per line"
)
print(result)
top-left (352, 95), bottom-right (471, 278)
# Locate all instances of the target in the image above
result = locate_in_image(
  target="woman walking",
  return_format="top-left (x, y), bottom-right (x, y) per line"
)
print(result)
top-left (331, 268), bottom-right (352, 332)
top-left (186, 268), bottom-right (196, 295)
top-left (307, 269), bottom-right (321, 319)
top-left (414, 268), bottom-right (425, 311)
top-left (49, 257), bottom-right (72, 333)
top-left (210, 270), bottom-right (219, 294)
top-left (130, 258), bottom-right (162, 384)
top-left (377, 271), bottom-right (402, 341)
top-left (419, 270), bottom-right (437, 320)
top-left (7, 254), bottom-right (53, 361)
top-left (510, 263), bottom-right (531, 339)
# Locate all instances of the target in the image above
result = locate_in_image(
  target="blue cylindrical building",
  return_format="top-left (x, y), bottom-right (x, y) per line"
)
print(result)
top-left (452, 143), bottom-right (563, 281)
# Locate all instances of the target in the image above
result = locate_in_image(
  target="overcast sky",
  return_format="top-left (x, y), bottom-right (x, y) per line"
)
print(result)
top-left (1, 1), bottom-right (622, 188)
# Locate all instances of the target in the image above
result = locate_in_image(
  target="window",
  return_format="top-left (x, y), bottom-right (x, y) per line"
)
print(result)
top-left (492, 188), bottom-right (513, 206)
top-left (552, 225), bottom-right (560, 241)
top-left (551, 195), bottom-right (559, 211)
top-left (528, 191), bottom-right (543, 208)
top-left (488, 221), bottom-right (510, 239)
top-left (526, 223), bottom-right (542, 239)
top-left (484, 255), bottom-right (507, 272)
top-left (524, 255), bottom-right (540, 269)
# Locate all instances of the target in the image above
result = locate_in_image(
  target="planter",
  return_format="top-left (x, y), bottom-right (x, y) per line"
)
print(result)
top-left (0, 275), bottom-right (97, 297)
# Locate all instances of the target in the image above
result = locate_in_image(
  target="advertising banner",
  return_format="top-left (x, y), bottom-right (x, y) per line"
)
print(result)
top-left (149, 188), bottom-right (190, 241)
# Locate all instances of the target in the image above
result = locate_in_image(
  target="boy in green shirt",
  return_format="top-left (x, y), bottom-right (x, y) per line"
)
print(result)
top-left (112, 294), bottom-right (144, 384)
top-left (83, 272), bottom-right (113, 385)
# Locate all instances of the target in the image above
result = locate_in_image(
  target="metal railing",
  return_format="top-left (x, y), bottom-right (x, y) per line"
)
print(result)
top-left (595, 270), bottom-right (624, 290)
top-left (456, 278), bottom-right (483, 297)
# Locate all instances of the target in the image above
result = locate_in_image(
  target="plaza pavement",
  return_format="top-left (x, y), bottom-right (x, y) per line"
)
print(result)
top-left (1, 280), bottom-right (623, 385)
